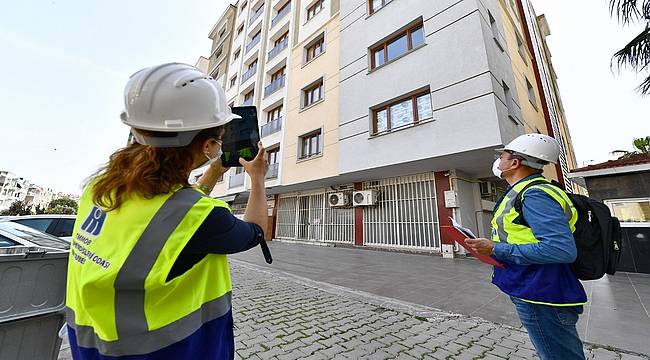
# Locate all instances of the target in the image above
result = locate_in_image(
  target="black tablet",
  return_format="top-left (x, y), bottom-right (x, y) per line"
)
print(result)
top-left (220, 106), bottom-right (261, 167)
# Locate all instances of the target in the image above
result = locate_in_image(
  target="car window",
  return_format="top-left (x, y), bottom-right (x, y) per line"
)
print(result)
top-left (0, 222), bottom-right (69, 250)
top-left (0, 234), bottom-right (18, 247)
top-left (54, 219), bottom-right (75, 237)
top-left (14, 218), bottom-right (55, 232)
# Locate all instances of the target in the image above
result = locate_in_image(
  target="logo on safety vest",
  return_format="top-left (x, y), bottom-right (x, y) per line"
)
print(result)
top-left (80, 206), bottom-right (106, 236)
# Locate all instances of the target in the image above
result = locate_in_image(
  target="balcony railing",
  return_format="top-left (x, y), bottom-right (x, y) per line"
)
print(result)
top-left (241, 65), bottom-right (257, 83)
top-left (271, 5), bottom-right (290, 28)
top-left (268, 38), bottom-right (289, 61)
top-left (266, 163), bottom-right (279, 179)
top-left (242, 98), bottom-right (254, 106)
top-left (250, 6), bottom-right (264, 24)
top-left (264, 75), bottom-right (285, 97)
top-left (245, 36), bottom-right (261, 53)
top-left (261, 116), bottom-right (282, 137)
top-left (229, 172), bottom-right (245, 188)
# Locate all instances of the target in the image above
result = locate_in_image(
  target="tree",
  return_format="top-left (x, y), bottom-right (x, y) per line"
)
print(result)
top-left (610, 0), bottom-right (650, 94)
top-left (48, 205), bottom-right (76, 215)
top-left (47, 197), bottom-right (78, 214)
top-left (0, 201), bottom-right (32, 216)
top-left (611, 136), bottom-right (650, 158)
top-left (34, 205), bottom-right (47, 215)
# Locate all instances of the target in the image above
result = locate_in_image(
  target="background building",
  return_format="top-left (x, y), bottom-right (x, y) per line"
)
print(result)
top-left (196, 0), bottom-right (580, 255)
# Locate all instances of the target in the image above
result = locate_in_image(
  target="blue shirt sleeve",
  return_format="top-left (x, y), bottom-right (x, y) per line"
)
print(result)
top-left (184, 207), bottom-right (264, 254)
top-left (493, 187), bottom-right (577, 265)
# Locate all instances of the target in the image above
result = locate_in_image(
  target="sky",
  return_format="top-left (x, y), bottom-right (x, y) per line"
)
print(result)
top-left (0, 0), bottom-right (648, 195)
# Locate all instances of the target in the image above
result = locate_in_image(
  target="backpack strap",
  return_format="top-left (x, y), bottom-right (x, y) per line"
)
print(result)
top-left (513, 179), bottom-right (555, 227)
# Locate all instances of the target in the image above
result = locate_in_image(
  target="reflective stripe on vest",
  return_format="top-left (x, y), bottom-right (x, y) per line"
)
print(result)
top-left (492, 178), bottom-right (577, 245)
top-left (66, 187), bottom-right (232, 356)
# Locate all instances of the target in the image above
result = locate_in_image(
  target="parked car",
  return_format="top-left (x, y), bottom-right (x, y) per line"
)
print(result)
top-left (0, 214), bottom-right (76, 242)
top-left (0, 220), bottom-right (69, 250)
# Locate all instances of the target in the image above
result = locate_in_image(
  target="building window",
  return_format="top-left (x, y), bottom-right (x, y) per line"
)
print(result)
top-left (489, 11), bottom-right (504, 51)
top-left (516, 34), bottom-right (527, 63)
top-left (509, 0), bottom-right (520, 20)
top-left (305, 34), bottom-right (325, 63)
top-left (248, 59), bottom-right (258, 71)
top-left (271, 67), bottom-right (286, 82)
top-left (526, 78), bottom-right (537, 108)
top-left (233, 48), bottom-right (241, 62)
top-left (299, 130), bottom-right (322, 159)
top-left (372, 90), bottom-right (433, 135)
top-left (219, 27), bottom-right (227, 39)
top-left (605, 198), bottom-right (650, 225)
top-left (275, 32), bottom-right (289, 47)
top-left (244, 90), bottom-right (254, 103)
top-left (302, 78), bottom-right (324, 108)
top-left (371, 23), bottom-right (424, 69)
top-left (268, 147), bottom-right (280, 164)
top-left (307, 0), bottom-right (324, 20)
top-left (237, 23), bottom-right (244, 36)
top-left (369, 0), bottom-right (392, 14)
top-left (240, 1), bottom-right (247, 13)
top-left (267, 105), bottom-right (283, 122)
top-left (251, 30), bottom-right (261, 43)
top-left (230, 76), bottom-right (237, 88)
top-left (502, 81), bottom-right (516, 122)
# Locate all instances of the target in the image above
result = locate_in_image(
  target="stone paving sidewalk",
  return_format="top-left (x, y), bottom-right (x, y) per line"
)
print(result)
top-left (59, 260), bottom-right (649, 359)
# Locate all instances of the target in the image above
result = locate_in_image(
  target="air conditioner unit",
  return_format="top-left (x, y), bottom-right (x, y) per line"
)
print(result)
top-left (328, 192), bottom-right (349, 207)
top-left (352, 190), bottom-right (379, 206)
top-left (480, 181), bottom-right (496, 196)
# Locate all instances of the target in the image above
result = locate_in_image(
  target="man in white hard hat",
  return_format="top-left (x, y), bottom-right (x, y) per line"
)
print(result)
top-left (467, 134), bottom-right (587, 360)
top-left (65, 63), bottom-right (270, 359)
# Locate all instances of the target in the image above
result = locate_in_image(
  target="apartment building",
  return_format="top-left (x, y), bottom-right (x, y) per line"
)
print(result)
top-left (25, 184), bottom-right (54, 209)
top-left (518, 0), bottom-right (581, 193)
top-left (0, 171), bottom-right (29, 211)
top-left (199, 0), bottom-right (579, 254)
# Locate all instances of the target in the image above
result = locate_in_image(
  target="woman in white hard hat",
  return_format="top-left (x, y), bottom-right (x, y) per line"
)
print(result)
top-left (65, 63), bottom-right (269, 359)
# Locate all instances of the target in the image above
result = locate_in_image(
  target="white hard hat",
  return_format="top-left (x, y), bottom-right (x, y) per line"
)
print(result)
top-left (120, 63), bottom-right (240, 147)
top-left (497, 133), bottom-right (561, 169)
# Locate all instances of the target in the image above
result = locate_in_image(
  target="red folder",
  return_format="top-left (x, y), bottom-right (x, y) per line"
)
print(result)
top-left (440, 226), bottom-right (504, 268)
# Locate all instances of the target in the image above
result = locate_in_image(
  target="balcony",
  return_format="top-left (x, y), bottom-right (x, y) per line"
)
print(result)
top-left (241, 64), bottom-right (257, 82)
top-left (261, 116), bottom-right (282, 137)
top-left (246, 36), bottom-right (261, 53)
top-left (229, 172), bottom-right (245, 188)
top-left (264, 75), bottom-right (285, 97)
top-left (242, 98), bottom-right (254, 106)
top-left (267, 38), bottom-right (288, 61)
top-left (249, 6), bottom-right (264, 24)
top-left (266, 163), bottom-right (279, 179)
top-left (271, 5), bottom-right (290, 28)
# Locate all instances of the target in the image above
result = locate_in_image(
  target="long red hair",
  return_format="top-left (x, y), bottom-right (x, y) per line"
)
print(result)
top-left (90, 128), bottom-right (221, 211)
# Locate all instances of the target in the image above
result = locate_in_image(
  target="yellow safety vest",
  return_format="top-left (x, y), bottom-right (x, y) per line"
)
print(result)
top-left (491, 176), bottom-right (588, 306)
top-left (66, 185), bottom-right (232, 356)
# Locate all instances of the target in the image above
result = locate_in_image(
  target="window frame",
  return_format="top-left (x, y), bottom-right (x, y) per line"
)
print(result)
top-left (368, 0), bottom-right (392, 15)
top-left (298, 129), bottom-right (323, 160)
top-left (302, 78), bottom-right (324, 109)
top-left (604, 198), bottom-right (650, 227)
top-left (371, 90), bottom-right (433, 135)
top-left (237, 23), bottom-right (244, 36)
top-left (267, 105), bottom-right (283, 123)
top-left (229, 75), bottom-right (237, 89)
top-left (271, 66), bottom-right (286, 82)
top-left (525, 77), bottom-right (538, 109)
top-left (244, 90), bottom-right (255, 102)
top-left (370, 23), bottom-right (425, 70)
top-left (233, 48), bottom-right (241, 62)
top-left (306, 0), bottom-right (324, 21)
top-left (305, 34), bottom-right (325, 64)
top-left (267, 147), bottom-right (281, 164)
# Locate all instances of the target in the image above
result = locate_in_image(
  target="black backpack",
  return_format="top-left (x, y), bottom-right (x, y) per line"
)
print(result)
top-left (513, 180), bottom-right (623, 280)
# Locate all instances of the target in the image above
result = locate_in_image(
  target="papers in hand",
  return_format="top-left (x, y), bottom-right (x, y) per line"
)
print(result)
top-left (450, 217), bottom-right (477, 239)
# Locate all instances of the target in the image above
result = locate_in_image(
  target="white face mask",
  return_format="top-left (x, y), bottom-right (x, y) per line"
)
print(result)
top-left (492, 158), bottom-right (503, 178)
top-left (195, 140), bottom-right (223, 170)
